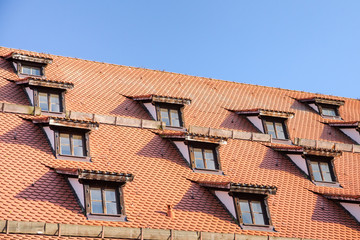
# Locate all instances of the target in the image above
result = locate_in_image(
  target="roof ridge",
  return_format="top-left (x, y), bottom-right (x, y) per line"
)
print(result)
top-left (1, 46), bottom-right (359, 101)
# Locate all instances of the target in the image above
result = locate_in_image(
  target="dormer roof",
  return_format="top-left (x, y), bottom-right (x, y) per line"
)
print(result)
top-left (14, 77), bottom-right (74, 90)
top-left (131, 94), bottom-right (191, 105)
top-left (233, 108), bottom-right (295, 118)
top-left (5, 52), bottom-right (53, 65)
top-left (297, 96), bottom-right (345, 106)
top-left (31, 116), bottom-right (99, 130)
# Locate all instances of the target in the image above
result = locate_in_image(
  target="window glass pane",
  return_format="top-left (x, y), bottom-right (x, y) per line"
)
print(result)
top-left (39, 92), bottom-right (49, 111)
top-left (311, 161), bottom-right (322, 181)
top-left (60, 133), bottom-right (71, 155)
top-left (106, 202), bottom-right (118, 214)
top-left (322, 107), bottom-right (337, 116)
top-left (242, 212), bottom-right (253, 224)
top-left (265, 121), bottom-right (276, 138)
top-left (91, 201), bottom-right (103, 214)
top-left (253, 212), bottom-right (265, 225)
top-left (72, 134), bottom-right (84, 157)
top-left (170, 109), bottom-right (180, 127)
top-left (50, 94), bottom-right (60, 112)
top-left (160, 108), bottom-right (170, 126)
top-left (194, 148), bottom-right (205, 169)
top-left (32, 67), bottom-right (41, 76)
top-left (251, 201), bottom-right (263, 213)
top-left (90, 188), bottom-right (102, 200)
top-left (239, 200), bottom-right (251, 212)
top-left (275, 122), bottom-right (286, 139)
top-left (21, 66), bottom-right (31, 75)
top-left (320, 162), bottom-right (333, 182)
top-left (105, 189), bottom-right (116, 201)
top-left (204, 149), bottom-right (216, 170)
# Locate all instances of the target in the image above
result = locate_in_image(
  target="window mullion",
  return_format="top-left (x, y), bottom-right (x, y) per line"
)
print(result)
top-left (69, 134), bottom-right (74, 156)
top-left (318, 162), bottom-right (325, 181)
top-left (47, 93), bottom-right (51, 111)
top-left (102, 188), bottom-right (106, 214)
top-left (202, 149), bottom-right (207, 168)
top-left (249, 201), bottom-right (255, 224)
top-left (168, 109), bottom-right (172, 125)
top-left (273, 122), bottom-right (278, 139)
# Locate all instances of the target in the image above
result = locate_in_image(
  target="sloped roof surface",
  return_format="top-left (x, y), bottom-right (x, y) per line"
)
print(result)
top-left (0, 47), bottom-right (359, 240)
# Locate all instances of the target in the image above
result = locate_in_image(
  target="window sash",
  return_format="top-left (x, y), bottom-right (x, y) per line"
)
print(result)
top-left (192, 147), bottom-right (217, 170)
top-left (238, 199), bottom-right (266, 225)
top-left (38, 92), bottom-right (61, 112)
top-left (21, 66), bottom-right (41, 76)
top-left (89, 187), bottom-right (119, 215)
top-left (264, 119), bottom-right (287, 139)
top-left (59, 133), bottom-right (85, 157)
top-left (310, 160), bottom-right (334, 182)
top-left (157, 105), bottom-right (182, 127)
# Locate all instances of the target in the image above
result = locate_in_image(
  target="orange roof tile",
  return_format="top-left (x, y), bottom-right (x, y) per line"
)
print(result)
top-left (0, 46), bottom-right (360, 240)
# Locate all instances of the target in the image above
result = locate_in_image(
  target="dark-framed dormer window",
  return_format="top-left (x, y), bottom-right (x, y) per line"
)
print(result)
top-left (156, 103), bottom-right (182, 127)
top-left (54, 128), bottom-right (90, 160)
top-left (21, 65), bottom-right (42, 76)
top-left (38, 90), bottom-right (62, 113)
top-left (262, 117), bottom-right (288, 140)
top-left (80, 176), bottom-right (130, 221)
top-left (317, 104), bottom-right (339, 117)
top-left (188, 142), bottom-right (220, 171)
top-left (306, 155), bottom-right (337, 183)
top-left (89, 186), bottom-right (121, 215)
top-left (235, 194), bottom-right (270, 226)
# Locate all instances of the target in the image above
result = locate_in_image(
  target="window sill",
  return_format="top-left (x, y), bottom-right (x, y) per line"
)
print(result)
top-left (312, 181), bottom-right (342, 188)
top-left (321, 115), bottom-right (342, 120)
top-left (86, 214), bottom-right (127, 222)
top-left (56, 155), bottom-right (91, 162)
top-left (193, 168), bottom-right (224, 175)
top-left (240, 224), bottom-right (275, 232)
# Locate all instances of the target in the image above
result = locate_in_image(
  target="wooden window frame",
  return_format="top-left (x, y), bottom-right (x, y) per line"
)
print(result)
top-left (316, 103), bottom-right (340, 117)
top-left (82, 180), bottom-right (126, 221)
top-left (33, 87), bottom-right (65, 113)
top-left (233, 193), bottom-right (272, 227)
top-left (188, 141), bottom-right (221, 171)
top-left (16, 61), bottom-right (45, 77)
top-left (53, 128), bottom-right (90, 161)
top-left (155, 103), bottom-right (184, 128)
top-left (305, 155), bottom-right (338, 183)
top-left (261, 116), bottom-right (289, 140)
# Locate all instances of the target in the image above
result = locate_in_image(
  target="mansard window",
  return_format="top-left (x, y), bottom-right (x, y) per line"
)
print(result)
top-left (234, 194), bottom-right (271, 226)
top-left (262, 117), bottom-right (288, 140)
top-left (38, 91), bottom-right (62, 113)
top-left (156, 103), bottom-right (182, 127)
top-left (189, 142), bottom-right (220, 171)
top-left (59, 132), bottom-right (86, 157)
top-left (21, 65), bottom-right (42, 76)
top-left (90, 186), bottom-right (120, 215)
top-left (307, 156), bottom-right (337, 183)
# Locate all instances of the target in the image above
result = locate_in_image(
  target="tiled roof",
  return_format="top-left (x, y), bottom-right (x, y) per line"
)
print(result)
top-left (0, 46), bottom-right (360, 239)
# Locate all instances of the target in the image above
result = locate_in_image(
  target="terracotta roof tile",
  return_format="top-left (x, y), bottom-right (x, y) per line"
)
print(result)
top-left (0, 46), bottom-right (360, 239)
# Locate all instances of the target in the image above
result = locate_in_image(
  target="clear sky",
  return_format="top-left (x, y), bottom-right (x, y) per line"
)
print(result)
top-left (0, 0), bottom-right (359, 98)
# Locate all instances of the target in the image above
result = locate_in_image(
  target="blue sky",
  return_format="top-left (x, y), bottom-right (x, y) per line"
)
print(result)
top-left (0, 0), bottom-right (359, 98)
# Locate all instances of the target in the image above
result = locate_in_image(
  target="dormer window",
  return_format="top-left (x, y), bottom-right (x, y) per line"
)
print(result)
top-left (131, 94), bottom-right (191, 129)
top-left (5, 52), bottom-right (52, 78)
top-left (21, 65), bottom-right (41, 76)
top-left (39, 91), bottom-right (61, 113)
top-left (15, 78), bottom-right (73, 115)
top-left (189, 142), bottom-right (219, 170)
top-left (31, 116), bottom-right (98, 162)
top-left (306, 155), bottom-right (337, 183)
top-left (233, 109), bottom-right (294, 142)
top-left (198, 181), bottom-right (277, 231)
top-left (55, 168), bottom-right (134, 221)
top-left (156, 103), bottom-right (182, 127)
top-left (157, 130), bottom-right (225, 174)
top-left (263, 117), bottom-right (287, 140)
top-left (59, 132), bottom-right (86, 157)
top-left (271, 145), bottom-right (341, 187)
top-left (328, 121), bottom-right (360, 144)
top-left (297, 97), bottom-right (344, 119)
